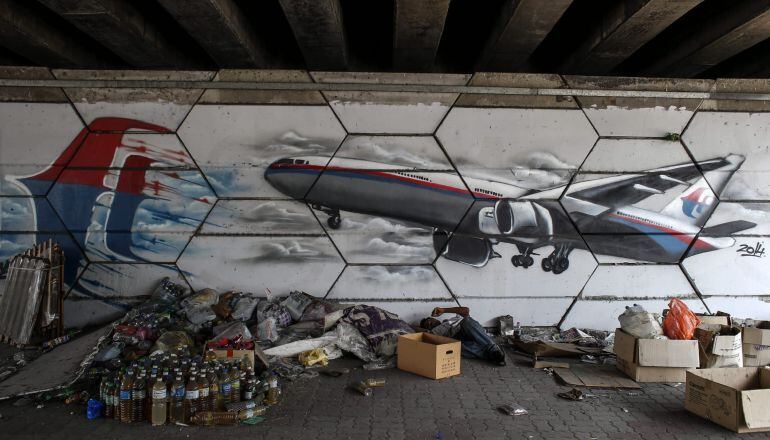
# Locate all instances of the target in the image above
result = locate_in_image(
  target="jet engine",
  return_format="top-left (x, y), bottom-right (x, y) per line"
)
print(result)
top-left (478, 199), bottom-right (553, 239)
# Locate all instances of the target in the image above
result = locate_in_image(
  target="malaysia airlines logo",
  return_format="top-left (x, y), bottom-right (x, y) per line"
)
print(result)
top-left (680, 187), bottom-right (715, 219)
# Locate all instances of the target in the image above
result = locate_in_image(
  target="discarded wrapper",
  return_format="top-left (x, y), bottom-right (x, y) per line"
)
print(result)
top-left (498, 404), bottom-right (528, 416)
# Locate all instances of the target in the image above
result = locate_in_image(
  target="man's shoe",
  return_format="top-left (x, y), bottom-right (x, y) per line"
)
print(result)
top-left (489, 346), bottom-right (506, 366)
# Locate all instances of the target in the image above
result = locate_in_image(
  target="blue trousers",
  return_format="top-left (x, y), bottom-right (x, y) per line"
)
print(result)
top-left (456, 317), bottom-right (499, 360)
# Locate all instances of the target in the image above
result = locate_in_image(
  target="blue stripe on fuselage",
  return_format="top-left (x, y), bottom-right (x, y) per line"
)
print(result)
top-left (607, 216), bottom-right (687, 254)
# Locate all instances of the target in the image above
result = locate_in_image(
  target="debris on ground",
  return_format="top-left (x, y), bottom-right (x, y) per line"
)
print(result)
top-left (557, 388), bottom-right (585, 401)
top-left (498, 404), bottom-right (528, 416)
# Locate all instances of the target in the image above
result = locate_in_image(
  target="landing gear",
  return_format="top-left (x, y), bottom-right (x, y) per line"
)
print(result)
top-left (311, 204), bottom-right (342, 230)
top-left (542, 244), bottom-right (573, 275)
top-left (327, 213), bottom-right (341, 229)
top-left (511, 245), bottom-right (536, 268)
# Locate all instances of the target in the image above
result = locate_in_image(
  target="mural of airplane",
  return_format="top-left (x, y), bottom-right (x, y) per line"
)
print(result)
top-left (265, 153), bottom-right (755, 274)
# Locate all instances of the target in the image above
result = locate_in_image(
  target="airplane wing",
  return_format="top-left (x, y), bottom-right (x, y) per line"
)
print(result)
top-left (565, 156), bottom-right (741, 209)
top-left (699, 220), bottom-right (756, 237)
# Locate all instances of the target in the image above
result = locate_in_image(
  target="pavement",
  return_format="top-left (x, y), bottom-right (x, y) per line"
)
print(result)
top-left (1, 348), bottom-right (770, 440)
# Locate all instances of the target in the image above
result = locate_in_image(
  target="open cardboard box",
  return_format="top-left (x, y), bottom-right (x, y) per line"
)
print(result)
top-left (694, 324), bottom-right (743, 368)
top-left (397, 332), bottom-right (461, 380)
top-left (614, 328), bottom-right (699, 382)
top-left (743, 321), bottom-right (770, 367)
top-left (686, 368), bottom-right (770, 433)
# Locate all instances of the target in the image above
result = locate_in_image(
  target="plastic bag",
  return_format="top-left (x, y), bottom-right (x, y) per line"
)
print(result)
top-left (280, 291), bottom-right (314, 321)
top-left (663, 298), bottom-right (701, 340)
top-left (256, 317), bottom-right (279, 343)
top-left (232, 294), bottom-right (260, 321)
top-left (618, 304), bottom-right (663, 339)
top-left (151, 330), bottom-right (193, 354)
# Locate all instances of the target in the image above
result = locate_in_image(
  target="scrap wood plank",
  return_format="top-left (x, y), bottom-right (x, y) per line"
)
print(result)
top-left (554, 365), bottom-right (640, 389)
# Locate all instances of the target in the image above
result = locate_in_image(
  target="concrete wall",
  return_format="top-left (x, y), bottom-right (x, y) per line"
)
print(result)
top-left (2, 69), bottom-right (770, 329)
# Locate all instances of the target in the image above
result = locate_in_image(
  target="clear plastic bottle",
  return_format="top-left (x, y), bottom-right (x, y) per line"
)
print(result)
top-left (169, 373), bottom-right (185, 424)
top-left (133, 373), bottom-right (146, 422)
top-left (264, 375), bottom-right (281, 405)
top-left (184, 373), bottom-right (199, 423)
top-left (219, 367), bottom-right (232, 408)
top-left (242, 367), bottom-right (256, 401)
top-left (151, 377), bottom-right (167, 426)
top-left (119, 370), bottom-right (134, 423)
top-left (230, 365), bottom-right (241, 404)
top-left (207, 367), bottom-right (219, 411)
top-left (197, 372), bottom-right (209, 414)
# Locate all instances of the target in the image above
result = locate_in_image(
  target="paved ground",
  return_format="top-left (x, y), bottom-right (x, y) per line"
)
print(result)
top-left (1, 348), bottom-right (769, 440)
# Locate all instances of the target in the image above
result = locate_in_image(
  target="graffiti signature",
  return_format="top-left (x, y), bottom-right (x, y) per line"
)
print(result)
top-left (737, 242), bottom-right (766, 258)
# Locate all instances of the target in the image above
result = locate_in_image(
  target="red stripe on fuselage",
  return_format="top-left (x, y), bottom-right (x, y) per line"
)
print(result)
top-left (608, 213), bottom-right (712, 250)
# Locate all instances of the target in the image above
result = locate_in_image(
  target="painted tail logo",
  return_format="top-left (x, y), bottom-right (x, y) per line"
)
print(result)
top-left (681, 187), bottom-right (713, 218)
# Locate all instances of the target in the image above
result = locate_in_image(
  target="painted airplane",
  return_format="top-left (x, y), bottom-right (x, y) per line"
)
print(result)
top-left (265, 153), bottom-right (755, 273)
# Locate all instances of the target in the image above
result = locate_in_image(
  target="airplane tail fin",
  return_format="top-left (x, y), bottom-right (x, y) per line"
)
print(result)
top-left (660, 178), bottom-right (717, 226)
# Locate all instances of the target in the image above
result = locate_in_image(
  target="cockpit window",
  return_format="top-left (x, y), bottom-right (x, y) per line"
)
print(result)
top-left (274, 158), bottom-right (294, 165)
top-left (294, 159), bottom-right (308, 164)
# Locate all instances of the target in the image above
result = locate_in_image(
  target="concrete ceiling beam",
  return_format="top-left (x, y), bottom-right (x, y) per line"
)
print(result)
top-left (642, 0), bottom-right (770, 77)
top-left (0, 0), bottom-right (101, 67)
top-left (278, 0), bottom-right (348, 70)
top-left (38, 0), bottom-right (194, 68)
top-left (561, 0), bottom-right (702, 74)
top-left (393, 0), bottom-right (450, 71)
top-left (476, 0), bottom-right (572, 71)
top-left (157, 0), bottom-right (271, 68)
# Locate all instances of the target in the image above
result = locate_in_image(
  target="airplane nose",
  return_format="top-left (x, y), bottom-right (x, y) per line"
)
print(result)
top-left (264, 158), bottom-right (312, 199)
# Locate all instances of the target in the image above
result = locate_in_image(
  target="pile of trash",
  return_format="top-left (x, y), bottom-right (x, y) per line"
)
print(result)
top-left (63, 277), bottom-right (415, 426)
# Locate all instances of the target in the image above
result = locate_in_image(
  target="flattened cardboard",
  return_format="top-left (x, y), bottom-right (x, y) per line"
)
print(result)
top-left (743, 322), bottom-right (770, 346)
top-left (685, 368), bottom-right (770, 433)
top-left (555, 364), bottom-right (640, 389)
top-left (397, 332), bottom-right (461, 380)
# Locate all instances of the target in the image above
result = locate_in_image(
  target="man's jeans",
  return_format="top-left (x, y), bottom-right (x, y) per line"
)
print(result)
top-left (456, 316), bottom-right (498, 361)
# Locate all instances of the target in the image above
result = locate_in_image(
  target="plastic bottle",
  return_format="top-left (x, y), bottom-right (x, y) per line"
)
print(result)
top-left (119, 370), bottom-right (134, 423)
top-left (264, 375), bottom-right (281, 405)
top-left (219, 368), bottom-right (232, 408)
top-left (169, 373), bottom-right (185, 424)
top-left (197, 372), bottom-right (209, 414)
top-left (207, 368), bottom-right (219, 411)
top-left (242, 368), bottom-right (256, 401)
top-left (104, 376), bottom-right (115, 419)
top-left (230, 365), bottom-right (241, 403)
top-left (151, 377), bottom-right (167, 426)
top-left (184, 373), bottom-right (199, 423)
top-left (133, 373), bottom-right (146, 422)
top-left (191, 411), bottom-right (238, 426)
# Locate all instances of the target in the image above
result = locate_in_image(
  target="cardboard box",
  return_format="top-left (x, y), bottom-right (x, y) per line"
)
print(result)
top-left (614, 328), bottom-right (699, 382)
top-left (743, 343), bottom-right (770, 367)
top-left (685, 368), bottom-right (770, 433)
top-left (695, 325), bottom-right (743, 368)
top-left (697, 314), bottom-right (731, 326)
top-left (743, 321), bottom-right (770, 346)
top-left (397, 332), bottom-right (461, 380)
top-left (208, 348), bottom-right (255, 367)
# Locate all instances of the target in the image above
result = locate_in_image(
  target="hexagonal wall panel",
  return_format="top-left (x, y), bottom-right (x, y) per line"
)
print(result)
top-left (0, 102), bottom-right (85, 196)
top-left (564, 76), bottom-right (711, 138)
top-left (436, 107), bottom-right (597, 197)
top-left (178, 235), bottom-right (345, 296)
top-left (325, 265), bottom-right (454, 324)
top-left (562, 138), bottom-right (716, 263)
top-left (311, 72), bottom-right (470, 134)
top-left (53, 70), bottom-right (215, 131)
top-left (178, 105), bottom-right (346, 198)
top-left (682, 201), bottom-right (770, 296)
top-left (64, 263), bottom-right (189, 328)
top-left (683, 112), bottom-right (770, 200)
top-left (580, 265), bottom-right (695, 299)
top-left (201, 200), bottom-right (324, 235)
top-left (435, 200), bottom-right (597, 298)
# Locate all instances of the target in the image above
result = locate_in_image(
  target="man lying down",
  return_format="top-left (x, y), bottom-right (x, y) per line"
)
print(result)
top-left (420, 306), bottom-right (507, 366)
